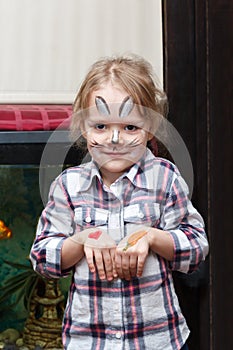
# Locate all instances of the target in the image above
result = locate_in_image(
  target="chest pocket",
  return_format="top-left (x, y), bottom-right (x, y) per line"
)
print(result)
top-left (124, 203), bottom-right (161, 228)
top-left (74, 207), bottom-right (109, 229)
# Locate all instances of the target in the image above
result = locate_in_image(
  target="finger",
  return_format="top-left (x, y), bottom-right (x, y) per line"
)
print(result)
top-left (110, 248), bottom-right (118, 278)
top-left (136, 253), bottom-right (146, 277)
top-left (121, 254), bottom-right (131, 281)
top-left (84, 246), bottom-right (95, 273)
top-left (129, 254), bottom-right (137, 278)
top-left (93, 249), bottom-right (106, 280)
top-left (102, 249), bottom-right (114, 281)
top-left (115, 252), bottom-right (123, 279)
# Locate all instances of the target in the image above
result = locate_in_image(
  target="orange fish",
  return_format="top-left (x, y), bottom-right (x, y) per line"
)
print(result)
top-left (123, 230), bottom-right (147, 251)
top-left (0, 220), bottom-right (12, 240)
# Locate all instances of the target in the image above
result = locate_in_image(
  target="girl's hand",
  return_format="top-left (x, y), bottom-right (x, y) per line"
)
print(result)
top-left (115, 229), bottom-right (150, 280)
top-left (84, 245), bottom-right (117, 281)
top-left (69, 227), bottom-right (117, 281)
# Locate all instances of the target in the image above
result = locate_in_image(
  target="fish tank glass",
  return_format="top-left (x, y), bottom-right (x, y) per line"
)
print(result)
top-left (0, 165), bottom-right (74, 347)
top-left (0, 165), bottom-right (45, 330)
top-left (0, 130), bottom-right (84, 349)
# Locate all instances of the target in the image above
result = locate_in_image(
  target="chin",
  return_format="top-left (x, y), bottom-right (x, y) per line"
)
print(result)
top-left (101, 161), bottom-right (133, 174)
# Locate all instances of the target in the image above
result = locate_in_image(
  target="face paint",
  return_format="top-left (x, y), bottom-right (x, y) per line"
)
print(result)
top-left (139, 129), bottom-right (146, 137)
top-left (119, 96), bottom-right (134, 118)
top-left (111, 129), bottom-right (120, 144)
top-left (88, 230), bottom-right (102, 240)
top-left (95, 96), bottom-right (110, 116)
top-left (95, 95), bottom-right (134, 118)
top-left (93, 96), bottom-right (134, 147)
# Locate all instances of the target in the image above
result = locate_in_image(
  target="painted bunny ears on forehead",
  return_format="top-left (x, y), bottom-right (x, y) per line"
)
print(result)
top-left (95, 96), bottom-right (134, 118)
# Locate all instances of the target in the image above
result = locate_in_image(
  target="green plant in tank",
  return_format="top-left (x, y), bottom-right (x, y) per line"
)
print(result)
top-left (0, 259), bottom-right (40, 314)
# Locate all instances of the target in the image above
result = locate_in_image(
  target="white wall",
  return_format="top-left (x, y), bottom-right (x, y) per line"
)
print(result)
top-left (0, 0), bottom-right (163, 103)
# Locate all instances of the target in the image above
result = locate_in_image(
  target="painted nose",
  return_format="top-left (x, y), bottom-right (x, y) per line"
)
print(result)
top-left (111, 129), bottom-right (120, 144)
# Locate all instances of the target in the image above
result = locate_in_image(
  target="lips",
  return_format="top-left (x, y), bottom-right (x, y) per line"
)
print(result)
top-left (103, 152), bottom-right (127, 157)
top-left (101, 148), bottom-right (129, 156)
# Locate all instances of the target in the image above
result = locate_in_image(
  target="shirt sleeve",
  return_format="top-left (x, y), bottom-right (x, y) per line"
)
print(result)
top-left (30, 174), bottom-right (74, 278)
top-left (161, 173), bottom-right (209, 274)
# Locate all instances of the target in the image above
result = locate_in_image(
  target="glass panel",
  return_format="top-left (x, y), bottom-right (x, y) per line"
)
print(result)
top-left (0, 165), bottom-right (70, 339)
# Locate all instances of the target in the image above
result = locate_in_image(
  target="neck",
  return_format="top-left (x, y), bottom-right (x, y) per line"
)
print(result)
top-left (100, 169), bottom-right (124, 187)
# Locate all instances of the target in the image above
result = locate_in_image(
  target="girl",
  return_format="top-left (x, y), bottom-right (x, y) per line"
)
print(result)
top-left (30, 55), bottom-right (208, 350)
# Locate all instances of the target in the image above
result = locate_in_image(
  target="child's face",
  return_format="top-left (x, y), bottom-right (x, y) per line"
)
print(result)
top-left (82, 83), bottom-right (152, 185)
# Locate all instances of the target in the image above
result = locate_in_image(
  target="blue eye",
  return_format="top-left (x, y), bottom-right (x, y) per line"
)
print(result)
top-left (125, 125), bottom-right (138, 131)
top-left (95, 124), bottom-right (106, 130)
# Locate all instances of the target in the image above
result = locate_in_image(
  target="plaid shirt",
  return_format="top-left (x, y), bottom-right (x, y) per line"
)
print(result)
top-left (30, 149), bottom-right (208, 350)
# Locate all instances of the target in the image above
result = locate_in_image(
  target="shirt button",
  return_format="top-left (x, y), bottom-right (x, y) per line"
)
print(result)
top-left (85, 216), bottom-right (92, 223)
top-left (115, 332), bottom-right (122, 339)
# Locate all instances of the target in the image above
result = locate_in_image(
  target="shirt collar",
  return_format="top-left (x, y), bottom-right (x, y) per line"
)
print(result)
top-left (125, 148), bottom-right (156, 190)
top-left (78, 161), bottom-right (102, 192)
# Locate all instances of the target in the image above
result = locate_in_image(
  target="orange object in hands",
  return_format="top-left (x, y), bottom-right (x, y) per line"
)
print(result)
top-left (123, 230), bottom-right (147, 251)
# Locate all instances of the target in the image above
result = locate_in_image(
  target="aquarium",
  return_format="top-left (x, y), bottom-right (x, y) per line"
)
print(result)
top-left (0, 164), bottom-right (71, 347)
top-left (0, 130), bottom-right (83, 349)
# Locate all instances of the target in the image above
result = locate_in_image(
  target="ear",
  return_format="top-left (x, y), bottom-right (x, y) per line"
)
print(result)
top-left (147, 132), bottom-right (154, 141)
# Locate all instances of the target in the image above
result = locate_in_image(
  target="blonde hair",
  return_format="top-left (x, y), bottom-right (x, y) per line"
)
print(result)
top-left (70, 54), bottom-right (168, 144)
